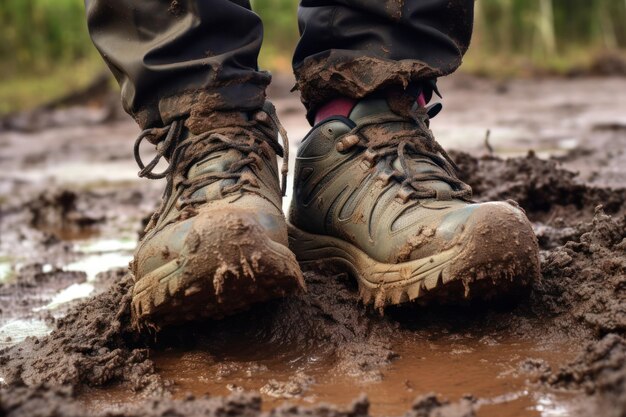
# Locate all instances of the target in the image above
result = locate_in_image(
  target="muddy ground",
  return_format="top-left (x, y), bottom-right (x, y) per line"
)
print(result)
top-left (0, 74), bottom-right (625, 417)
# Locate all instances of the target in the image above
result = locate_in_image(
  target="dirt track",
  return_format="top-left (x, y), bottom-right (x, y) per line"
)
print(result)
top-left (0, 74), bottom-right (625, 417)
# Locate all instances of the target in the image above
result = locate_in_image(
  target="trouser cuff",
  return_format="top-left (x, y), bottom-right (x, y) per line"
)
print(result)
top-left (133, 72), bottom-right (271, 130)
top-left (294, 51), bottom-right (447, 124)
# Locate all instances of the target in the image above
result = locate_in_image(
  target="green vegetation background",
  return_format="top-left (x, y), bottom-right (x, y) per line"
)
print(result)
top-left (1, 0), bottom-right (625, 114)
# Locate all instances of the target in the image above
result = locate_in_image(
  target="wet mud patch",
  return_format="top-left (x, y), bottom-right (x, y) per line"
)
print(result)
top-left (26, 189), bottom-right (104, 240)
top-left (147, 271), bottom-right (397, 383)
top-left (0, 274), bottom-right (164, 394)
top-left (0, 264), bottom-right (87, 345)
top-left (452, 151), bottom-right (626, 227)
top-left (534, 209), bottom-right (626, 417)
top-left (0, 150), bottom-right (625, 416)
top-left (0, 181), bottom-right (155, 327)
top-left (0, 267), bottom-right (585, 417)
top-left (145, 325), bottom-right (582, 416)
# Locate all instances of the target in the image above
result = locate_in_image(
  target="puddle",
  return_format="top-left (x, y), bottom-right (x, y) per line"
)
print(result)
top-left (0, 319), bottom-right (52, 348)
top-left (32, 251), bottom-right (132, 311)
top-left (33, 282), bottom-right (99, 311)
top-left (76, 239), bottom-right (137, 254)
top-left (0, 237), bottom-right (136, 348)
top-left (64, 252), bottom-right (133, 281)
top-left (0, 161), bottom-right (140, 185)
top-left (0, 260), bottom-right (13, 283)
top-left (83, 333), bottom-right (582, 417)
top-left (33, 239), bottom-right (135, 310)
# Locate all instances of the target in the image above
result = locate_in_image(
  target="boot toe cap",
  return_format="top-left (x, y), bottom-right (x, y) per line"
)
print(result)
top-left (445, 201), bottom-right (540, 285)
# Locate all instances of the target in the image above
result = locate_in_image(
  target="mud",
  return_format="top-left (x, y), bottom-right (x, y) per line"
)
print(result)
top-left (2, 150), bottom-right (624, 416)
top-left (1, 74), bottom-right (625, 417)
top-left (0, 273), bottom-right (165, 394)
top-left (452, 151), bottom-right (626, 227)
top-left (0, 264), bottom-right (86, 334)
top-left (157, 74), bottom-right (271, 130)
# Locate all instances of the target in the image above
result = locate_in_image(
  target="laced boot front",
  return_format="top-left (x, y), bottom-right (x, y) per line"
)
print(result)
top-left (289, 96), bottom-right (539, 308)
top-left (131, 102), bottom-right (304, 330)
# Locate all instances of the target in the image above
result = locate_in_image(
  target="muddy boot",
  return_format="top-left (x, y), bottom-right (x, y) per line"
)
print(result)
top-left (288, 94), bottom-right (540, 308)
top-left (131, 102), bottom-right (304, 329)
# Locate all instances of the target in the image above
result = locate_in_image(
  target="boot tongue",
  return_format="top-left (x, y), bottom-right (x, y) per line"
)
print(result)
top-left (185, 111), bottom-right (251, 200)
top-left (187, 149), bottom-right (241, 180)
top-left (348, 98), bottom-right (395, 123)
top-left (349, 98), bottom-right (454, 194)
top-left (186, 111), bottom-right (250, 178)
top-left (392, 157), bottom-right (453, 193)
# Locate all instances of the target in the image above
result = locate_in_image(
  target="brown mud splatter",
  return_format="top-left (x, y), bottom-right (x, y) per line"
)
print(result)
top-left (158, 75), bottom-right (271, 129)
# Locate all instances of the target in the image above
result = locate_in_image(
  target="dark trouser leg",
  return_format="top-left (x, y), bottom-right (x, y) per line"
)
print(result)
top-left (85, 0), bottom-right (270, 129)
top-left (293, 0), bottom-right (474, 118)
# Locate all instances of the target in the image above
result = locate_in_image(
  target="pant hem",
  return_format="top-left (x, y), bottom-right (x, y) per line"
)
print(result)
top-left (294, 51), bottom-right (451, 122)
top-left (132, 72), bottom-right (271, 129)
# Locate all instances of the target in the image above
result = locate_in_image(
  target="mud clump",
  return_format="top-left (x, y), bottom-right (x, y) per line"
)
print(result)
top-left (532, 208), bottom-right (626, 333)
top-left (0, 388), bottom-right (262, 417)
top-left (1, 389), bottom-right (477, 417)
top-left (451, 151), bottom-right (626, 227)
top-left (278, 272), bottom-right (397, 380)
top-left (0, 274), bottom-right (164, 394)
top-left (544, 334), bottom-right (626, 417)
top-left (260, 372), bottom-right (314, 399)
top-left (532, 209), bottom-right (626, 413)
top-left (27, 189), bottom-right (104, 239)
top-left (406, 394), bottom-right (475, 417)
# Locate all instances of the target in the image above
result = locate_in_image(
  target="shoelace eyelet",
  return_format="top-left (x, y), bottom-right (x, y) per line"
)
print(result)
top-left (361, 149), bottom-right (378, 168)
top-left (336, 134), bottom-right (360, 153)
top-left (395, 186), bottom-right (413, 203)
top-left (376, 169), bottom-right (394, 186)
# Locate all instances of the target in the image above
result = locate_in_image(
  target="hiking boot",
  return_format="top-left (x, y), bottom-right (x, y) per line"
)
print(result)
top-left (288, 96), bottom-right (539, 308)
top-left (131, 102), bottom-right (304, 329)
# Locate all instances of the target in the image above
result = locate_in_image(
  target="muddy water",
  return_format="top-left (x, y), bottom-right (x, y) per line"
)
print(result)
top-left (84, 333), bottom-right (584, 417)
top-left (0, 235), bottom-right (134, 347)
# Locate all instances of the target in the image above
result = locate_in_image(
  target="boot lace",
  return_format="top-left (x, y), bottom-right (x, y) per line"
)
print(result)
top-left (133, 102), bottom-right (289, 229)
top-left (337, 107), bottom-right (472, 202)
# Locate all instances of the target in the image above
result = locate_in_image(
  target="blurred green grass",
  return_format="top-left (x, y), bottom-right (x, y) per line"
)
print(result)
top-left (1, 0), bottom-right (625, 114)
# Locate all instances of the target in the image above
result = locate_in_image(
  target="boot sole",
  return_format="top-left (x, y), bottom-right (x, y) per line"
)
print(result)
top-left (131, 233), bottom-right (305, 331)
top-left (288, 224), bottom-right (537, 309)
